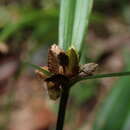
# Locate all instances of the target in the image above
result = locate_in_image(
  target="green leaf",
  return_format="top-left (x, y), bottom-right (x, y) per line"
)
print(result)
top-left (71, 0), bottom-right (93, 53)
top-left (59, 0), bottom-right (76, 50)
top-left (92, 51), bottom-right (130, 130)
top-left (122, 110), bottom-right (130, 130)
top-left (59, 0), bottom-right (93, 53)
top-left (0, 9), bottom-right (58, 42)
top-left (79, 44), bottom-right (88, 64)
top-left (70, 71), bottom-right (130, 87)
top-left (93, 76), bottom-right (130, 130)
top-left (23, 62), bottom-right (52, 76)
top-left (79, 71), bottom-right (130, 81)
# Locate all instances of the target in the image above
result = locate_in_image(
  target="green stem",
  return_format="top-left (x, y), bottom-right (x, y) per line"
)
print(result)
top-left (70, 71), bottom-right (130, 87)
top-left (80, 71), bottom-right (130, 80)
top-left (56, 87), bottom-right (70, 130)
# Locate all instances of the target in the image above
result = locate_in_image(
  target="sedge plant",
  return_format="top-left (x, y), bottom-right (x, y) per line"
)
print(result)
top-left (25, 0), bottom-right (130, 130)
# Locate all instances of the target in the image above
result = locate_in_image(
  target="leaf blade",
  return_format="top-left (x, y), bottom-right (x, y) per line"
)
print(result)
top-left (71, 0), bottom-right (93, 53)
top-left (59, 0), bottom-right (76, 50)
top-left (93, 76), bottom-right (130, 130)
top-left (70, 71), bottom-right (130, 87)
top-left (92, 51), bottom-right (130, 130)
top-left (23, 62), bottom-right (52, 76)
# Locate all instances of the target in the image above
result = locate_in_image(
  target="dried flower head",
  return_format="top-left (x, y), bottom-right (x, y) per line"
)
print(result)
top-left (36, 44), bottom-right (98, 100)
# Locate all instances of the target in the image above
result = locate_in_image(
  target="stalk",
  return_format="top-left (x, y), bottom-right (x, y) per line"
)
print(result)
top-left (56, 87), bottom-right (70, 130)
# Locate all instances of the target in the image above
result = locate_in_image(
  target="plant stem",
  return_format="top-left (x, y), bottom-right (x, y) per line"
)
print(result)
top-left (56, 87), bottom-right (70, 130)
top-left (69, 71), bottom-right (130, 87)
top-left (83, 71), bottom-right (130, 80)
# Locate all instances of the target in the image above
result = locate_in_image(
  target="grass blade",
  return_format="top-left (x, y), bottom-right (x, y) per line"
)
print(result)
top-left (0, 10), bottom-right (58, 42)
top-left (59, 0), bottom-right (76, 50)
top-left (82, 71), bottom-right (130, 80)
top-left (92, 51), bottom-right (130, 130)
top-left (71, 0), bottom-right (93, 53)
top-left (93, 76), bottom-right (130, 130)
top-left (23, 62), bottom-right (52, 76)
top-left (122, 110), bottom-right (130, 130)
top-left (71, 71), bottom-right (130, 86)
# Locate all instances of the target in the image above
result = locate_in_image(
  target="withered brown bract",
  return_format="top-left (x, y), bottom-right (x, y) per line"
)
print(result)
top-left (47, 87), bottom-right (61, 100)
top-left (41, 44), bottom-right (70, 100)
top-left (79, 63), bottom-right (98, 77)
top-left (57, 52), bottom-right (69, 67)
top-left (48, 44), bottom-right (65, 74)
top-left (45, 74), bottom-right (69, 100)
top-left (45, 81), bottom-right (61, 100)
top-left (45, 74), bottom-right (69, 86)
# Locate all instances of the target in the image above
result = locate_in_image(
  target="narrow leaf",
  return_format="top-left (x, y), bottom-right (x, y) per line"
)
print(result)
top-left (0, 10), bottom-right (57, 41)
top-left (93, 76), bottom-right (130, 130)
top-left (82, 71), bottom-right (130, 80)
top-left (122, 110), bottom-right (130, 130)
top-left (92, 51), bottom-right (130, 130)
top-left (59, 0), bottom-right (76, 50)
top-left (23, 62), bottom-right (52, 76)
top-left (71, 0), bottom-right (93, 53)
top-left (71, 71), bottom-right (130, 86)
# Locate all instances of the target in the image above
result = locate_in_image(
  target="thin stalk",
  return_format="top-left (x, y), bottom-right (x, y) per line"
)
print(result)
top-left (79, 71), bottom-right (130, 80)
top-left (70, 71), bottom-right (130, 87)
top-left (23, 61), bottom-right (52, 76)
top-left (56, 87), bottom-right (70, 130)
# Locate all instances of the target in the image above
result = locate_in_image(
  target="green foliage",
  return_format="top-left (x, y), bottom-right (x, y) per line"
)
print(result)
top-left (122, 111), bottom-right (130, 130)
top-left (93, 52), bottom-right (130, 130)
top-left (71, 0), bottom-right (93, 53)
top-left (71, 80), bottom-right (97, 105)
top-left (76, 71), bottom-right (130, 81)
top-left (0, 9), bottom-right (58, 42)
top-left (2, 1), bottom-right (130, 130)
top-left (24, 62), bottom-right (52, 76)
top-left (59, 0), bottom-right (93, 54)
top-left (93, 77), bottom-right (130, 130)
top-left (59, 0), bottom-right (76, 51)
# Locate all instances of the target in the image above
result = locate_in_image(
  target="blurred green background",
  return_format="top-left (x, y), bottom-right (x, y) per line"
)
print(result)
top-left (0, 0), bottom-right (130, 130)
